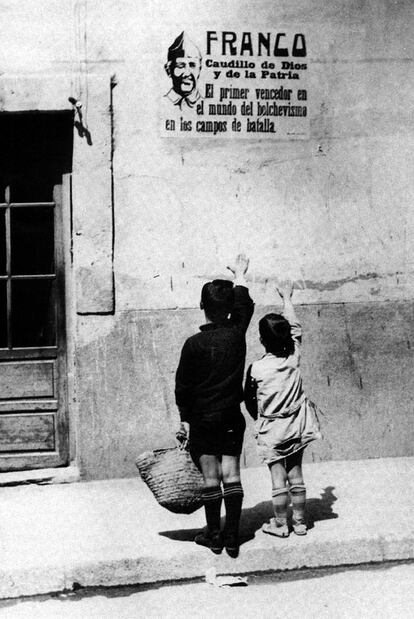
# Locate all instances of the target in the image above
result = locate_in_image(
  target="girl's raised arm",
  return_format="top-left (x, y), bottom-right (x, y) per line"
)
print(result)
top-left (277, 282), bottom-right (302, 345)
top-left (276, 282), bottom-right (296, 322)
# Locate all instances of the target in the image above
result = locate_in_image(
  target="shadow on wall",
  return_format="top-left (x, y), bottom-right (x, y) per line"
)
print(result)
top-left (158, 485), bottom-right (338, 544)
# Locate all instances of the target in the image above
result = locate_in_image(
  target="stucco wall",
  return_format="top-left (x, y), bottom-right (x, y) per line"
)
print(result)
top-left (0, 0), bottom-right (413, 478)
top-left (112, 0), bottom-right (414, 311)
top-left (76, 300), bottom-right (414, 479)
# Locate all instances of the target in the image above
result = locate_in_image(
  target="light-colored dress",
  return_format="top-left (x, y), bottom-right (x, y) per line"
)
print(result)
top-left (245, 314), bottom-right (321, 464)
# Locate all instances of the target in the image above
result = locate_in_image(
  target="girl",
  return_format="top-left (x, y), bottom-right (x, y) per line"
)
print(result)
top-left (244, 282), bottom-right (321, 537)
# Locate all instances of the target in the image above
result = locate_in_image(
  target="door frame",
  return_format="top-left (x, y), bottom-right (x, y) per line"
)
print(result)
top-left (0, 74), bottom-right (114, 472)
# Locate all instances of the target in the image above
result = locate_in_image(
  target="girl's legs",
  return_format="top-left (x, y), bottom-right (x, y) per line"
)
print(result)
top-left (221, 455), bottom-right (243, 556)
top-left (196, 455), bottom-right (223, 552)
top-left (264, 459), bottom-right (289, 536)
top-left (286, 449), bottom-right (307, 535)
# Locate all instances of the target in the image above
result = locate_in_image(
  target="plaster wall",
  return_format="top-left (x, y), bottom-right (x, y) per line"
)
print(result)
top-left (111, 0), bottom-right (414, 311)
top-left (0, 0), bottom-right (413, 478)
top-left (76, 300), bottom-right (414, 478)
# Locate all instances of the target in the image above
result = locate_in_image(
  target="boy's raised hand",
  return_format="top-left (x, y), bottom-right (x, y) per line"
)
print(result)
top-left (227, 253), bottom-right (249, 281)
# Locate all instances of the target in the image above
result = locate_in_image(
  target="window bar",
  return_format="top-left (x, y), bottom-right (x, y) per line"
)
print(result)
top-left (11, 274), bottom-right (56, 280)
top-left (8, 202), bottom-right (55, 208)
top-left (5, 186), bottom-right (12, 349)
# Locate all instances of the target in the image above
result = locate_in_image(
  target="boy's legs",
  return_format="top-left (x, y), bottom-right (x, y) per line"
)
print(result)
top-left (196, 454), bottom-right (223, 552)
top-left (286, 449), bottom-right (307, 534)
top-left (199, 454), bottom-right (222, 488)
top-left (263, 459), bottom-right (289, 536)
top-left (221, 455), bottom-right (243, 556)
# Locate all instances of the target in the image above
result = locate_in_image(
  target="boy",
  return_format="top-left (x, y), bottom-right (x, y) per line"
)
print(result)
top-left (175, 254), bottom-right (254, 557)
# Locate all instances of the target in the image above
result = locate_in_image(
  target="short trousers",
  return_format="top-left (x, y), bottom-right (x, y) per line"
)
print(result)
top-left (189, 406), bottom-right (246, 460)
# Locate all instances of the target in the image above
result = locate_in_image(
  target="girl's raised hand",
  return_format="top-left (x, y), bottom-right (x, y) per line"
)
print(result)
top-left (276, 281), bottom-right (294, 299)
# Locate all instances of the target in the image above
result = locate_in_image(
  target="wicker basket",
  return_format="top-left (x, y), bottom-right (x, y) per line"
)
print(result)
top-left (136, 447), bottom-right (204, 514)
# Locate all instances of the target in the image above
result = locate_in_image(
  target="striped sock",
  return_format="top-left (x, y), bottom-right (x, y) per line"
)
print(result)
top-left (290, 484), bottom-right (306, 524)
top-left (272, 487), bottom-right (289, 525)
top-left (223, 481), bottom-right (244, 536)
top-left (202, 486), bottom-right (223, 534)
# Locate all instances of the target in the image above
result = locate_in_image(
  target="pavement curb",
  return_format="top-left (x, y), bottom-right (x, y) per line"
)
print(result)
top-left (0, 457), bottom-right (413, 599)
top-left (1, 528), bottom-right (413, 599)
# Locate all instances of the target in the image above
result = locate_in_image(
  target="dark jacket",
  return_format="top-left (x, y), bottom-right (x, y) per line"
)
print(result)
top-left (175, 285), bottom-right (254, 421)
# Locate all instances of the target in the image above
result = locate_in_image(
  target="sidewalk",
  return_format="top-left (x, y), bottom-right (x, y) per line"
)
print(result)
top-left (0, 457), bottom-right (413, 599)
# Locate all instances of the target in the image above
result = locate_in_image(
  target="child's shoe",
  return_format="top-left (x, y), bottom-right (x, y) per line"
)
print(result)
top-left (223, 531), bottom-right (239, 558)
top-left (194, 529), bottom-right (223, 554)
top-left (262, 517), bottom-right (289, 538)
top-left (292, 517), bottom-right (307, 536)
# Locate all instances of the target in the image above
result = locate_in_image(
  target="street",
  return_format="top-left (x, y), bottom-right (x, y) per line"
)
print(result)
top-left (1, 561), bottom-right (413, 619)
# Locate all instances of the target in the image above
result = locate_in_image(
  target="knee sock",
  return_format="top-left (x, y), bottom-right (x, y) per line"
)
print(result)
top-left (223, 481), bottom-right (244, 537)
top-left (290, 483), bottom-right (306, 524)
top-left (202, 486), bottom-right (223, 534)
top-left (272, 487), bottom-right (289, 525)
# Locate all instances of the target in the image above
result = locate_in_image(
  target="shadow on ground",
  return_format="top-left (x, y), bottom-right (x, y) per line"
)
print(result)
top-left (159, 486), bottom-right (338, 545)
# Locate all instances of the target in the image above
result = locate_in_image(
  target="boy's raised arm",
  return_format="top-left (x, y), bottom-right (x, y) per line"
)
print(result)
top-left (227, 254), bottom-right (254, 332)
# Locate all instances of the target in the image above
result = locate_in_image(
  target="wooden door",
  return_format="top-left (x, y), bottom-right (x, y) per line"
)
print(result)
top-left (0, 113), bottom-right (72, 471)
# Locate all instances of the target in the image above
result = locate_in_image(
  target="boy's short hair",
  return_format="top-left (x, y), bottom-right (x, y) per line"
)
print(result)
top-left (259, 313), bottom-right (294, 356)
top-left (201, 279), bottom-right (235, 322)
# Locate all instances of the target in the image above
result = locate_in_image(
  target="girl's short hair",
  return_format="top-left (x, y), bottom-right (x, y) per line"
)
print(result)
top-left (259, 313), bottom-right (294, 356)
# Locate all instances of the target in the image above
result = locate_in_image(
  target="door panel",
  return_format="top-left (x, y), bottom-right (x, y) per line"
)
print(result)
top-left (0, 360), bottom-right (55, 399)
top-left (0, 413), bottom-right (55, 452)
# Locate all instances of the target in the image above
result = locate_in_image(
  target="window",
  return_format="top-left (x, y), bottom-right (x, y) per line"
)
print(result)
top-left (0, 186), bottom-right (57, 349)
top-left (0, 112), bottom-right (72, 356)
